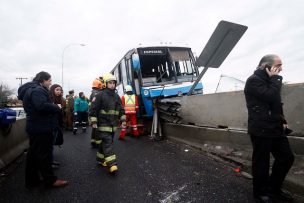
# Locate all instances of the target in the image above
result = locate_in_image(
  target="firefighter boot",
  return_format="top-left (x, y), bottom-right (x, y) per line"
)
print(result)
top-left (73, 128), bottom-right (77, 135)
top-left (109, 165), bottom-right (118, 173)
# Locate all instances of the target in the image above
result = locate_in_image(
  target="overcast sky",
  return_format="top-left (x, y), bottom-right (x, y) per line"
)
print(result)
top-left (0, 0), bottom-right (303, 96)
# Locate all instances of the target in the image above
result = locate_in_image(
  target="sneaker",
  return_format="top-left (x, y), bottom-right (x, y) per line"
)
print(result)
top-left (52, 179), bottom-right (68, 187)
top-left (109, 165), bottom-right (118, 173)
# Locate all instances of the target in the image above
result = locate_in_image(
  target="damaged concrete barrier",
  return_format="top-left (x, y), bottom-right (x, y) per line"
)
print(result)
top-left (0, 118), bottom-right (28, 170)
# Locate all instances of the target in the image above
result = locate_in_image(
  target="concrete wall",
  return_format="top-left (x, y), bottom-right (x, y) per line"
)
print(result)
top-left (179, 83), bottom-right (304, 135)
top-left (0, 119), bottom-right (28, 170)
top-left (163, 123), bottom-right (304, 156)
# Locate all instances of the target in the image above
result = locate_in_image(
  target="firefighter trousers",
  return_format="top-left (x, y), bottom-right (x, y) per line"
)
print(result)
top-left (96, 131), bottom-right (117, 167)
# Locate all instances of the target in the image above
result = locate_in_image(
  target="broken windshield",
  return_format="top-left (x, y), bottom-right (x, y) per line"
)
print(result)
top-left (138, 47), bottom-right (196, 86)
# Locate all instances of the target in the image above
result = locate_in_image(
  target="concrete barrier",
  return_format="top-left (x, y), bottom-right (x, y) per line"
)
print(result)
top-left (163, 123), bottom-right (304, 196)
top-left (162, 83), bottom-right (304, 196)
top-left (179, 83), bottom-right (304, 135)
top-left (0, 118), bottom-right (28, 170)
top-left (163, 123), bottom-right (304, 156)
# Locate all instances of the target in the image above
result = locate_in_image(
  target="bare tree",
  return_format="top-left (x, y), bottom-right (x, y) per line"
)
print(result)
top-left (0, 83), bottom-right (14, 108)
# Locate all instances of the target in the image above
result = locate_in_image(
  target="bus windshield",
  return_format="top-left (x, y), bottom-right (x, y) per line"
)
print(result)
top-left (138, 47), bottom-right (197, 86)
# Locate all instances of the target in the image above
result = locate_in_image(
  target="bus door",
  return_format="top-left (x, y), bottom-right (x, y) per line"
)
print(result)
top-left (131, 53), bottom-right (141, 96)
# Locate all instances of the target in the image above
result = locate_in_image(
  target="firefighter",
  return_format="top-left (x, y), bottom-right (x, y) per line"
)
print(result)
top-left (119, 85), bottom-right (139, 139)
top-left (89, 78), bottom-right (103, 148)
top-left (89, 73), bottom-right (126, 173)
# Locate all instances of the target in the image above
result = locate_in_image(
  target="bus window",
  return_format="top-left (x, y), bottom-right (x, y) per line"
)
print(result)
top-left (139, 55), bottom-right (176, 86)
top-left (185, 60), bottom-right (194, 74)
top-left (121, 59), bottom-right (128, 87)
top-left (177, 60), bottom-right (194, 75)
top-left (127, 59), bottom-right (133, 84)
top-left (113, 66), bottom-right (121, 84)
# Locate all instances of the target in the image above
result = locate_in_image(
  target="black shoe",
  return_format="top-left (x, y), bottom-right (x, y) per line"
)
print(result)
top-left (269, 189), bottom-right (293, 202)
top-left (254, 195), bottom-right (273, 203)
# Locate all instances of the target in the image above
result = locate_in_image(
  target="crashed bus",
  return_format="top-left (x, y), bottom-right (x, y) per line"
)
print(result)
top-left (110, 46), bottom-right (203, 117)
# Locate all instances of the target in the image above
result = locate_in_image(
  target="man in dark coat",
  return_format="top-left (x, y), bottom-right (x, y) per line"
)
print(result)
top-left (244, 55), bottom-right (294, 202)
top-left (65, 90), bottom-right (74, 130)
top-left (18, 71), bottom-right (67, 188)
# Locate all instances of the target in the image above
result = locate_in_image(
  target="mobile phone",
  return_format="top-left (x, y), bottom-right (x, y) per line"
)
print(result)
top-left (264, 64), bottom-right (271, 71)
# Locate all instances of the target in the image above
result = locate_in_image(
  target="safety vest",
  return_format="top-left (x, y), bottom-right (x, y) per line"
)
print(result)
top-left (123, 94), bottom-right (137, 114)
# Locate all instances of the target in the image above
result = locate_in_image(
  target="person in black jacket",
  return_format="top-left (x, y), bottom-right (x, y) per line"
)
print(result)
top-left (244, 55), bottom-right (294, 202)
top-left (49, 84), bottom-right (65, 168)
top-left (18, 71), bottom-right (67, 188)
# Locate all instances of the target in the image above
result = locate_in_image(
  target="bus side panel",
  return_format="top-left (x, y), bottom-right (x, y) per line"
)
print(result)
top-left (141, 95), bottom-right (153, 117)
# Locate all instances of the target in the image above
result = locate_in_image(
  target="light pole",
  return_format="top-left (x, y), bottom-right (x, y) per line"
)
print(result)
top-left (61, 43), bottom-right (85, 90)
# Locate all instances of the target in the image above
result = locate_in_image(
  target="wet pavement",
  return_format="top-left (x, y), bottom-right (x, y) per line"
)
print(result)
top-left (1, 128), bottom-right (260, 202)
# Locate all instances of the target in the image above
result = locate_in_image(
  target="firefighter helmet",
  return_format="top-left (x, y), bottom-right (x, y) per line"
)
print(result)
top-left (103, 73), bottom-right (117, 83)
top-left (125, 85), bottom-right (133, 92)
top-left (92, 78), bottom-right (102, 89)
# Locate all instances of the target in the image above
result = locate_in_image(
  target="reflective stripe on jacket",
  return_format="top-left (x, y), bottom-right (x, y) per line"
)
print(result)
top-left (89, 88), bottom-right (125, 131)
top-left (122, 94), bottom-right (138, 114)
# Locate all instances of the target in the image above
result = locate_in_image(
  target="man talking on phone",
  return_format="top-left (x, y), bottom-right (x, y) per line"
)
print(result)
top-left (244, 54), bottom-right (294, 202)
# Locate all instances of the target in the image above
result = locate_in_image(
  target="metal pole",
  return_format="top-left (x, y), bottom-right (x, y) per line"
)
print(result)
top-left (187, 67), bottom-right (209, 96)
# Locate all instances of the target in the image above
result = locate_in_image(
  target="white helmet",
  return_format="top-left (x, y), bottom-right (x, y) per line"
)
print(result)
top-left (125, 85), bottom-right (133, 92)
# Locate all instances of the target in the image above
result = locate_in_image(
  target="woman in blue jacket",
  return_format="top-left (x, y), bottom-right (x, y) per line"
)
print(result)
top-left (18, 71), bottom-right (67, 188)
top-left (73, 92), bottom-right (89, 134)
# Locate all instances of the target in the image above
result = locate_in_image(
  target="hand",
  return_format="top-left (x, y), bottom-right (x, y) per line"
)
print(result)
top-left (121, 121), bottom-right (126, 127)
top-left (57, 104), bottom-right (62, 109)
top-left (265, 65), bottom-right (280, 77)
top-left (283, 124), bottom-right (288, 129)
top-left (74, 112), bottom-right (77, 116)
top-left (92, 124), bottom-right (97, 128)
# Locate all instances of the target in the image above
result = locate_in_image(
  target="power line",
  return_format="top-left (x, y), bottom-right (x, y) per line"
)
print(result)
top-left (16, 77), bottom-right (28, 86)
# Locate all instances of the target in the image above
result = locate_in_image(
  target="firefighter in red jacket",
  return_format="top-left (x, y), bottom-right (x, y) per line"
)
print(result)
top-left (119, 85), bottom-right (139, 139)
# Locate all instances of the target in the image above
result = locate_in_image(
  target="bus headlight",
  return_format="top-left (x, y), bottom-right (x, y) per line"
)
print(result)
top-left (143, 90), bottom-right (149, 96)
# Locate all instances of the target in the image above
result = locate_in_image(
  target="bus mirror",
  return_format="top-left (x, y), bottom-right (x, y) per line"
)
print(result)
top-left (132, 54), bottom-right (141, 71)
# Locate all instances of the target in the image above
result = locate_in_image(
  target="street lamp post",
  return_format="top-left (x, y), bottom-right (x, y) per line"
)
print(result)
top-left (61, 43), bottom-right (85, 91)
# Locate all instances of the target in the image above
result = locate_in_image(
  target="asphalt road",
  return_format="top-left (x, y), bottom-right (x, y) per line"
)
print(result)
top-left (0, 128), bottom-right (256, 203)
